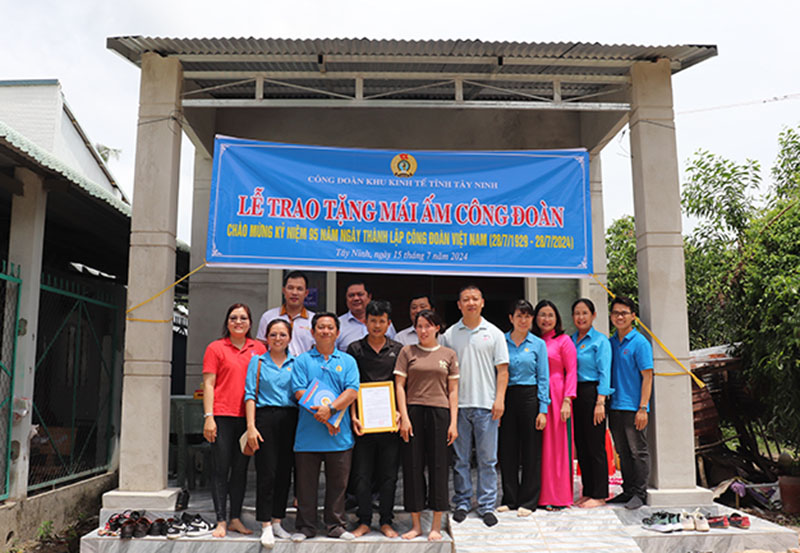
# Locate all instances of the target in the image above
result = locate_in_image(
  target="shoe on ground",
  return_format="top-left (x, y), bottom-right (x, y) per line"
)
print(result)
top-left (452, 509), bottom-right (468, 523)
top-left (624, 495), bottom-right (644, 510)
top-left (119, 521), bottom-right (137, 539)
top-left (692, 510), bottom-right (710, 532)
top-left (517, 507), bottom-right (533, 517)
top-left (185, 514), bottom-right (213, 537)
top-left (290, 533), bottom-right (307, 542)
top-left (607, 493), bottom-right (632, 504)
top-left (679, 510), bottom-right (695, 531)
top-left (707, 514), bottom-right (729, 529)
top-left (165, 518), bottom-right (187, 539)
top-left (641, 512), bottom-right (673, 533)
top-left (496, 505), bottom-right (511, 513)
top-left (328, 526), bottom-right (355, 540)
top-left (148, 518), bottom-right (167, 536)
top-left (272, 522), bottom-right (291, 539)
top-left (482, 512), bottom-right (498, 527)
top-left (260, 525), bottom-right (274, 549)
top-left (133, 517), bottom-right (152, 538)
top-left (667, 512), bottom-right (683, 532)
top-left (175, 488), bottom-right (190, 511)
top-left (729, 512), bottom-right (750, 529)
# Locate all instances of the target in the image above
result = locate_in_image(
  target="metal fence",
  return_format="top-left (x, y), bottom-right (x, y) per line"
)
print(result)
top-left (28, 273), bottom-right (121, 491)
top-left (0, 261), bottom-right (21, 501)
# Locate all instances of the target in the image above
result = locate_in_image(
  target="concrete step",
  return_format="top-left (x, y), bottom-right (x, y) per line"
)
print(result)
top-left (82, 511), bottom-right (453, 553)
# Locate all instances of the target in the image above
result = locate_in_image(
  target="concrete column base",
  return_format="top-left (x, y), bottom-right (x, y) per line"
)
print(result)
top-left (647, 486), bottom-right (714, 507)
top-left (102, 487), bottom-right (181, 510)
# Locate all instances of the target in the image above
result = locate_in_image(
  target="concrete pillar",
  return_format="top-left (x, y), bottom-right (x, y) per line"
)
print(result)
top-left (7, 168), bottom-right (47, 499)
top-left (104, 53), bottom-right (183, 509)
top-left (185, 151), bottom-right (270, 394)
top-left (585, 155), bottom-right (609, 334)
top-left (628, 59), bottom-right (712, 506)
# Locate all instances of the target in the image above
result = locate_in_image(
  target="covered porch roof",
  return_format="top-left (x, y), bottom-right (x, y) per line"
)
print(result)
top-left (107, 37), bottom-right (717, 111)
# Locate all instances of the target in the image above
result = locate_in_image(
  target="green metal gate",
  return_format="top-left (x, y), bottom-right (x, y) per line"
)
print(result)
top-left (0, 261), bottom-right (21, 501)
top-left (28, 273), bottom-right (120, 491)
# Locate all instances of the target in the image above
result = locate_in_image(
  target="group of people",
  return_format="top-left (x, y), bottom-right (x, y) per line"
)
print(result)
top-left (201, 270), bottom-right (654, 547)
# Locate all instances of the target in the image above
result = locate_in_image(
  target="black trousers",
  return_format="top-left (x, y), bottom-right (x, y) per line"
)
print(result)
top-left (402, 405), bottom-right (450, 513)
top-left (209, 415), bottom-right (250, 522)
top-left (573, 382), bottom-right (609, 500)
top-left (254, 407), bottom-right (297, 521)
top-left (609, 409), bottom-right (650, 500)
top-left (295, 449), bottom-right (352, 537)
top-left (498, 385), bottom-right (543, 511)
top-left (352, 432), bottom-right (400, 526)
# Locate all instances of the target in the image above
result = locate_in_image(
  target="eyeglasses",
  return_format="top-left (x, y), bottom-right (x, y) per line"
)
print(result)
top-left (610, 311), bottom-right (633, 317)
top-left (228, 316), bottom-right (249, 322)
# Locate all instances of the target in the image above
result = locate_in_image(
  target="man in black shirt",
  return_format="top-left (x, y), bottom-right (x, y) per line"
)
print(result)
top-left (347, 300), bottom-right (403, 537)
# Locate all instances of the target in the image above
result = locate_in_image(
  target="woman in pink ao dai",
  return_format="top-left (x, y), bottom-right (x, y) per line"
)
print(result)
top-left (533, 299), bottom-right (577, 508)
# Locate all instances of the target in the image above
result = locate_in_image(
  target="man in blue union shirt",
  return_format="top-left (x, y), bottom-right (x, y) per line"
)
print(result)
top-left (291, 312), bottom-right (360, 541)
top-left (607, 296), bottom-right (653, 510)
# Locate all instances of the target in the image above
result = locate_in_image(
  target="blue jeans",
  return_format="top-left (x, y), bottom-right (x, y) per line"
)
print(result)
top-left (453, 407), bottom-right (498, 515)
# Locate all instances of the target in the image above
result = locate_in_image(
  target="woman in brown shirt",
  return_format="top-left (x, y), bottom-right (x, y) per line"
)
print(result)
top-left (394, 309), bottom-right (459, 541)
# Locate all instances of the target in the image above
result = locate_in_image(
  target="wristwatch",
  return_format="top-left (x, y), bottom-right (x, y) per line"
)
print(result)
top-left (203, 412), bottom-right (214, 418)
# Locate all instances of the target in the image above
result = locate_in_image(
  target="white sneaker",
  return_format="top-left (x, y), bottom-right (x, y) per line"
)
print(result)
top-left (260, 526), bottom-right (274, 549)
top-left (338, 531), bottom-right (355, 540)
top-left (497, 505), bottom-right (511, 513)
top-left (517, 507), bottom-right (533, 517)
top-left (692, 510), bottom-right (710, 532)
top-left (290, 533), bottom-right (307, 542)
top-left (680, 510), bottom-right (695, 531)
top-left (272, 522), bottom-right (291, 539)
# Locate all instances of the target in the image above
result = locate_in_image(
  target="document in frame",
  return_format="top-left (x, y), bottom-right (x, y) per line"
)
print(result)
top-left (358, 381), bottom-right (398, 434)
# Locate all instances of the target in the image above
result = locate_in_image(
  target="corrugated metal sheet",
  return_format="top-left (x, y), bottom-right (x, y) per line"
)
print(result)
top-left (0, 120), bottom-right (131, 217)
top-left (108, 36), bottom-right (715, 65)
top-left (108, 37), bottom-right (715, 103)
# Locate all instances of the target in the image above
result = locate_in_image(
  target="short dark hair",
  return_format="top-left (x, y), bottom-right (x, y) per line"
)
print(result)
top-left (312, 311), bottom-right (340, 331)
top-left (222, 303), bottom-right (253, 338)
top-left (610, 296), bottom-right (637, 315)
top-left (572, 297), bottom-right (596, 314)
top-left (366, 300), bottom-right (392, 318)
top-left (458, 284), bottom-right (482, 299)
top-left (265, 318), bottom-right (293, 339)
top-left (532, 299), bottom-right (565, 337)
top-left (414, 309), bottom-right (443, 336)
top-left (409, 294), bottom-right (434, 309)
top-left (283, 270), bottom-right (309, 288)
top-left (345, 280), bottom-right (369, 295)
top-left (510, 299), bottom-right (534, 316)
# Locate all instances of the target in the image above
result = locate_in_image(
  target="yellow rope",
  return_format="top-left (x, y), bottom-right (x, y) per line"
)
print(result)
top-left (125, 261), bottom-right (208, 318)
top-left (591, 274), bottom-right (705, 389)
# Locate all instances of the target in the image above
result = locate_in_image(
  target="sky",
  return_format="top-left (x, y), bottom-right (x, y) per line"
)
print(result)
top-left (2, 0), bottom-right (799, 243)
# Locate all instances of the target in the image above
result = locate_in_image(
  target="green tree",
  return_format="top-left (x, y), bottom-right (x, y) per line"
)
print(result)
top-left (736, 197), bottom-right (800, 449)
top-left (605, 215), bottom-right (638, 305)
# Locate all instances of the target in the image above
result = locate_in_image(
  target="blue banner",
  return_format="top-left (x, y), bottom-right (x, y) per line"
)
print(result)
top-left (207, 136), bottom-right (592, 277)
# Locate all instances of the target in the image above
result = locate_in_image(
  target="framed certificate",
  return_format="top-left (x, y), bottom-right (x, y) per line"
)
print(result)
top-left (357, 381), bottom-right (398, 434)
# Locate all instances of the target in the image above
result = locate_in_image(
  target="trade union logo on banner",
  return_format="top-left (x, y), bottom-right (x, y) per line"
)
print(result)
top-left (391, 153), bottom-right (417, 178)
top-left (206, 136), bottom-right (593, 277)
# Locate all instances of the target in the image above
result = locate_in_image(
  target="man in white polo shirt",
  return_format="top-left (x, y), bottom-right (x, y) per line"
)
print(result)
top-left (256, 271), bottom-right (314, 356)
top-left (441, 284), bottom-right (509, 527)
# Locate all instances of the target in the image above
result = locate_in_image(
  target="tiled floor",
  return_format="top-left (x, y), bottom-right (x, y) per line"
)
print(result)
top-left (450, 508), bottom-right (641, 553)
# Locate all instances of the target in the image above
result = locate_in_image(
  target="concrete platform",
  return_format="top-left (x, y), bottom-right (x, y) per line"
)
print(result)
top-left (83, 468), bottom-right (798, 553)
top-left (81, 510), bottom-right (452, 553)
top-left (450, 503), bottom-right (798, 553)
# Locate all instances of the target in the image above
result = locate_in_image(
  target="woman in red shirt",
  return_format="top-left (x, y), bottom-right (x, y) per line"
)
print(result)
top-left (203, 303), bottom-right (267, 537)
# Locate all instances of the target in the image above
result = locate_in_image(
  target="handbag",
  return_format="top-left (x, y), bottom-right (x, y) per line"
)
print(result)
top-left (239, 358), bottom-right (261, 456)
